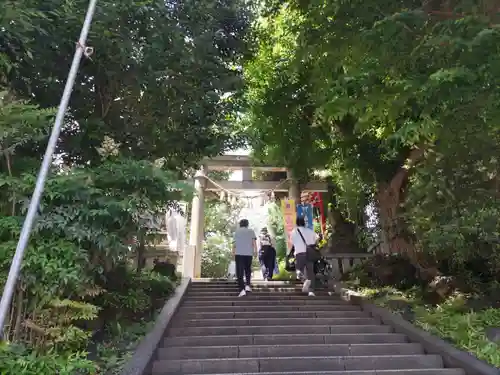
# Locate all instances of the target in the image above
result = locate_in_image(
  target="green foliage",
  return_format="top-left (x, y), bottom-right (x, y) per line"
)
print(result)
top-left (202, 235), bottom-right (233, 278)
top-left (405, 131), bottom-right (500, 279)
top-left (343, 254), bottom-right (421, 291)
top-left (3, 0), bottom-right (253, 167)
top-left (267, 202), bottom-right (287, 260)
top-left (204, 199), bottom-right (243, 239)
top-left (272, 259), bottom-right (296, 281)
top-left (94, 318), bottom-right (156, 375)
top-left (416, 300), bottom-right (500, 367)
top-left (201, 186), bottom-right (244, 278)
top-left (0, 0), bottom-right (252, 374)
top-left (92, 266), bottom-right (175, 320)
top-left (90, 271), bottom-right (176, 374)
top-left (245, 0), bottom-right (500, 271)
top-left (359, 288), bottom-right (500, 368)
top-left (0, 343), bottom-right (97, 375)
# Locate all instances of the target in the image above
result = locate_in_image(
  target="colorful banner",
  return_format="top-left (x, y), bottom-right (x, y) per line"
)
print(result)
top-left (296, 203), bottom-right (314, 230)
top-left (310, 192), bottom-right (327, 235)
top-left (281, 199), bottom-right (296, 249)
top-left (300, 191), bottom-right (327, 236)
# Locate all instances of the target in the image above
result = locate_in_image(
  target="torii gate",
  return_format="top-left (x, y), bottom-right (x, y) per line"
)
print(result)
top-left (182, 155), bottom-right (328, 278)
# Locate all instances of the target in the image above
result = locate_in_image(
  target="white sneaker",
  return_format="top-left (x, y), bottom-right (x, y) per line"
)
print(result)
top-left (238, 290), bottom-right (246, 297)
top-left (245, 285), bottom-right (252, 292)
top-left (308, 292), bottom-right (316, 297)
top-left (302, 279), bottom-right (311, 293)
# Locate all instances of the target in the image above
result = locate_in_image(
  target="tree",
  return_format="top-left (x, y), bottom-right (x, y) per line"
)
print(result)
top-left (244, 0), bottom-right (500, 268)
top-left (0, 0), bottom-right (254, 372)
top-left (3, 0), bottom-right (253, 168)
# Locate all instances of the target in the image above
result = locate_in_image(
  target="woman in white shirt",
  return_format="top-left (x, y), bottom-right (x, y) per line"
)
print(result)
top-left (289, 216), bottom-right (318, 296)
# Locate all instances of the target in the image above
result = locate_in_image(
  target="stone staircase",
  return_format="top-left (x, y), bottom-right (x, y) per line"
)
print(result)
top-left (151, 280), bottom-right (465, 375)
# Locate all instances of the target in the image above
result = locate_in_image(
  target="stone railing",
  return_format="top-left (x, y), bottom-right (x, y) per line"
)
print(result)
top-left (324, 253), bottom-right (373, 279)
top-left (367, 240), bottom-right (383, 254)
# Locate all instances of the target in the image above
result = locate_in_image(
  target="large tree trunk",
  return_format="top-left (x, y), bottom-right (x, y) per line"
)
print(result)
top-left (376, 148), bottom-right (424, 257)
top-left (376, 178), bottom-right (415, 255)
top-left (325, 180), bottom-right (364, 254)
top-left (327, 207), bottom-right (365, 253)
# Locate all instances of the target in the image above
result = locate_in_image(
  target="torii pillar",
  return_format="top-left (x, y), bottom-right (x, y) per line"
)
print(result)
top-left (287, 169), bottom-right (300, 203)
top-left (186, 165), bottom-right (207, 278)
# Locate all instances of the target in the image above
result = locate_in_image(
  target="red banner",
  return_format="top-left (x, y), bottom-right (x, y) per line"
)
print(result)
top-left (301, 191), bottom-right (326, 235)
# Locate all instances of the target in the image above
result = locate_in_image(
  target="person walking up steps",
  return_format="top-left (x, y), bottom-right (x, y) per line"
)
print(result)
top-left (233, 219), bottom-right (257, 297)
top-left (289, 216), bottom-right (319, 297)
top-left (258, 227), bottom-right (276, 281)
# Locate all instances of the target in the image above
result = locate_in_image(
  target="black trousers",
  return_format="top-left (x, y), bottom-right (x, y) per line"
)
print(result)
top-left (295, 252), bottom-right (315, 291)
top-left (235, 255), bottom-right (253, 291)
top-left (260, 245), bottom-right (276, 281)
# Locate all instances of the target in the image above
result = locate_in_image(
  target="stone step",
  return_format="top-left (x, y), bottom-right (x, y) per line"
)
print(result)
top-left (181, 370), bottom-right (465, 375)
top-left (183, 295), bottom-right (343, 301)
top-left (191, 280), bottom-right (300, 286)
top-left (188, 284), bottom-right (308, 293)
top-left (152, 354), bottom-right (444, 374)
top-left (188, 284), bottom-right (331, 293)
top-left (174, 317), bottom-right (378, 328)
top-left (177, 304), bottom-right (361, 312)
top-left (164, 333), bottom-right (408, 347)
top-left (158, 343), bottom-right (424, 360)
top-left (180, 310), bottom-right (369, 320)
top-left (186, 291), bottom-right (336, 297)
top-left (150, 280), bottom-right (467, 375)
top-left (167, 324), bottom-right (393, 337)
top-left (181, 299), bottom-right (347, 306)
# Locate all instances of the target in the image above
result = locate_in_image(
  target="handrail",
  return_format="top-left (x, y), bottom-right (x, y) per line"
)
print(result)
top-left (325, 252), bottom-right (373, 279)
top-left (324, 253), bottom-right (373, 259)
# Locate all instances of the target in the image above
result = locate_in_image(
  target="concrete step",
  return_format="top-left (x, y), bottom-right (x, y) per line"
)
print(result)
top-left (188, 284), bottom-right (310, 293)
top-left (177, 304), bottom-right (361, 312)
top-left (188, 285), bottom-right (331, 291)
top-left (181, 299), bottom-right (347, 306)
top-left (180, 371), bottom-right (465, 375)
top-left (174, 317), bottom-right (378, 327)
top-left (164, 333), bottom-right (408, 347)
top-left (164, 333), bottom-right (407, 347)
top-left (184, 293), bottom-right (346, 303)
top-left (191, 280), bottom-right (301, 286)
top-left (152, 280), bottom-right (464, 375)
top-left (180, 310), bottom-right (369, 320)
top-left (167, 324), bottom-right (393, 337)
top-left (158, 343), bottom-right (424, 360)
top-left (186, 291), bottom-right (336, 297)
top-left (152, 354), bottom-right (444, 374)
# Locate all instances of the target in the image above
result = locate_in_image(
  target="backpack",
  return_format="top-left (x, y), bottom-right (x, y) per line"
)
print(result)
top-left (297, 229), bottom-right (321, 262)
top-left (259, 233), bottom-right (272, 247)
top-left (285, 248), bottom-right (296, 272)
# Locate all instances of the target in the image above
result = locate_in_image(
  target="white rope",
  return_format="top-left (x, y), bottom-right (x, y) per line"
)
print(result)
top-left (201, 173), bottom-right (291, 201)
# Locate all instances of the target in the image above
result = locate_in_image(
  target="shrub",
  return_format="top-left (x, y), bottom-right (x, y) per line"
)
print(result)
top-left (343, 253), bottom-right (421, 290)
top-left (201, 235), bottom-right (232, 278)
top-left (0, 343), bottom-right (96, 375)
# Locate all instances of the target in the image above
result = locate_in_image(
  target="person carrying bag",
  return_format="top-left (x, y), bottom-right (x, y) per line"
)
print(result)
top-left (289, 216), bottom-right (319, 296)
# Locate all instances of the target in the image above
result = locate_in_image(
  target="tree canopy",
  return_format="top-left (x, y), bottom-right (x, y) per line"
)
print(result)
top-left (2, 0), bottom-right (253, 168)
top-left (243, 0), bottom-right (500, 264)
top-left (0, 0), bottom-right (253, 372)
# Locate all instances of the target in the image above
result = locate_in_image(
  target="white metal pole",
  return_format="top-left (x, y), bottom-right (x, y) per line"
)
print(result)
top-left (0, 0), bottom-right (98, 335)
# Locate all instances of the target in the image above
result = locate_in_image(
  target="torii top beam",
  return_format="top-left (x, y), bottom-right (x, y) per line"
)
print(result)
top-left (202, 155), bottom-right (286, 172)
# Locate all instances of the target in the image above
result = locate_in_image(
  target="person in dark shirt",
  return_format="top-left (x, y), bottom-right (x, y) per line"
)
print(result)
top-left (258, 227), bottom-right (276, 281)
